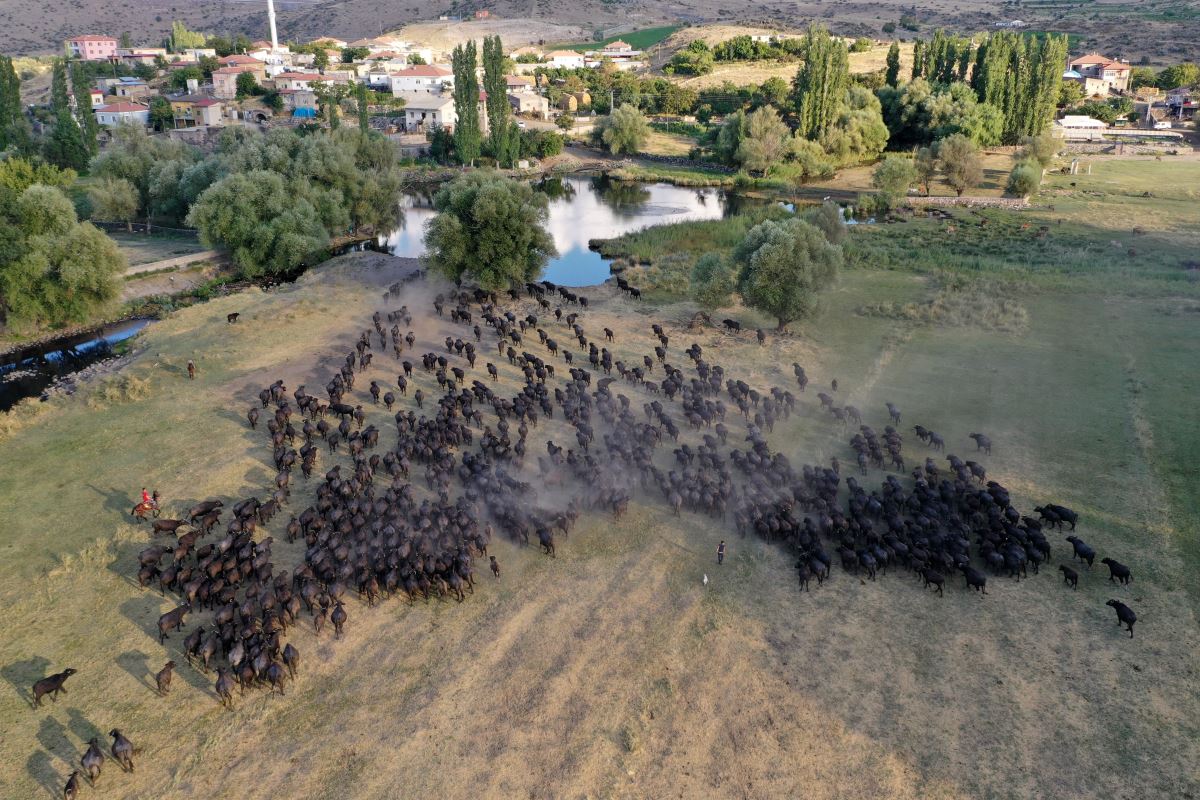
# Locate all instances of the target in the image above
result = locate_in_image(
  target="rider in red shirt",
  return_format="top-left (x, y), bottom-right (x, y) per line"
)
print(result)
top-left (141, 488), bottom-right (156, 509)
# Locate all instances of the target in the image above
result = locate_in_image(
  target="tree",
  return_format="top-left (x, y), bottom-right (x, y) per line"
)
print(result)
top-left (170, 21), bottom-right (206, 52)
top-left (120, 32), bottom-right (133, 48)
top-left (802, 200), bottom-right (847, 245)
top-left (555, 113), bottom-right (574, 131)
top-left (1157, 62), bottom-right (1199, 90)
top-left (187, 170), bottom-right (329, 277)
top-left (666, 40), bottom-right (714, 76)
top-left (914, 145), bottom-right (938, 195)
top-left (427, 123), bottom-right (454, 164)
top-left (1006, 159), bottom-right (1041, 198)
top-left (872, 155), bottom-right (917, 208)
top-left (715, 109), bottom-right (748, 165)
top-left (818, 85), bottom-right (889, 166)
top-left (691, 252), bottom-right (735, 310)
top-left (970, 31), bottom-right (1068, 142)
top-left (451, 41), bottom-right (482, 165)
top-left (599, 104), bottom-right (649, 155)
top-left (235, 70), bottom-right (259, 98)
top-left (408, 53), bottom-right (427, 65)
top-left (88, 177), bottom-right (139, 231)
top-left (148, 96), bottom-right (174, 131)
top-left (0, 158), bottom-right (76, 192)
top-left (736, 106), bottom-right (789, 175)
top-left (423, 172), bottom-right (556, 290)
top-left (313, 48), bottom-right (330, 71)
top-left (0, 184), bottom-right (124, 329)
top-left (936, 133), bottom-right (982, 196)
top-left (44, 60), bottom-right (90, 172)
top-left (169, 65), bottom-right (204, 91)
top-left (341, 46), bottom-right (370, 63)
top-left (732, 218), bottom-right (841, 330)
top-left (790, 26), bottom-right (849, 140)
top-left (482, 35), bottom-right (510, 156)
top-left (0, 55), bottom-right (27, 151)
top-left (1018, 131), bottom-right (1058, 167)
top-left (758, 76), bottom-right (790, 107)
top-left (885, 41), bottom-right (902, 88)
top-left (356, 82), bottom-right (370, 133)
top-left (1058, 80), bottom-right (1084, 107)
top-left (70, 64), bottom-right (99, 155)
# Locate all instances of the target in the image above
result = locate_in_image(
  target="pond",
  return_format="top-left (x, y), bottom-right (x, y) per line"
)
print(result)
top-left (0, 318), bottom-right (151, 411)
top-left (382, 177), bottom-right (758, 287)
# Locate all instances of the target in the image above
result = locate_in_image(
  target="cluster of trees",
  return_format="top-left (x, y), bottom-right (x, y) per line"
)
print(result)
top-left (1130, 61), bottom-right (1199, 91)
top-left (0, 159), bottom-right (124, 330)
top-left (970, 32), bottom-right (1067, 143)
top-left (85, 125), bottom-right (406, 277)
top-left (432, 37), bottom-right (562, 167)
top-left (691, 203), bottom-right (844, 330)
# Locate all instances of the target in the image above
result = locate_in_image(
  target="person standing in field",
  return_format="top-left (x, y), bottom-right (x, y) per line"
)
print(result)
top-left (717, 540), bottom-right (726, 565)
top-left (187, 360), bottom-right (196, 380)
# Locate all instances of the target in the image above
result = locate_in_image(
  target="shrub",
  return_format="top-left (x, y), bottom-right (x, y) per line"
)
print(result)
top-left (1006, 159), bottom-right (1042, 198)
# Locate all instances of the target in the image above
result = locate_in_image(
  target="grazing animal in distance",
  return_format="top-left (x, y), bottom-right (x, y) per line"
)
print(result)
top-left (1065, 536), bottom-right (1095, 568)
top-left (969, 432), bottom-right (992, 455)
top-left (155, 661), bottom-right (175, 695)
top-left (63, 770), bottom-right (81, 800)
top-left (226, 312), bottom-right (239, 323)
top-left (80, 738), bottom-right (104, 785)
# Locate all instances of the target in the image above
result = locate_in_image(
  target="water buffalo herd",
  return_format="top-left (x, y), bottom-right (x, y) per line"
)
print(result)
top-left (31, 266), bottom-right (1143, 797)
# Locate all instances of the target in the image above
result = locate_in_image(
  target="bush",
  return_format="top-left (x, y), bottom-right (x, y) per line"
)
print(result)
top-left (882, 22), bottom-right (897, 33)
top-left (1006, 159), bottom-right (1042, 198)
top-left (690, 252), bottom-right (736, 309)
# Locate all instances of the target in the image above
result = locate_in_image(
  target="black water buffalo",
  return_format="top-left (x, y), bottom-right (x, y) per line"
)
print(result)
top-left (32, 667), bottom-right (76, 707)
top-left (1106, 599), bottom-right (1137, 637)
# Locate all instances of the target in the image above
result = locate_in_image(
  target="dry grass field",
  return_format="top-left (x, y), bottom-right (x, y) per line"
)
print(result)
top-left (2, 170), bottom-right (1199, 800)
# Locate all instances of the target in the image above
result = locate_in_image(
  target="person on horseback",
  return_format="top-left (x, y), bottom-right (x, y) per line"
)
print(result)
top-left (141, 488), bottom-right (158, 511)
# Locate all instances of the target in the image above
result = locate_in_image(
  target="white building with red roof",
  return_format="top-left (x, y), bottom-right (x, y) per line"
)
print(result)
top-left (387, 65), bottom-right (454, 95)
top-left (1068, 53), bottom-right (1131, 93)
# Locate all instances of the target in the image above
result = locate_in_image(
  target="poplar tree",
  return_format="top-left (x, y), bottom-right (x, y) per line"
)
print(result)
top-left (0, 54), bottom-right (26, 150)
top-left (451, 41), bottom-right (481, 165)
top-left (44, 60), bottom-right (89, 171)
top-left (790, 26), bottom-right (849, 140)
top-left (885, 41), bottom-right (901, 87)
top-left (482, 35), bottom-right (510, 155)
top-left (911, 40), bottom-right (925, 79)
top-left (71, 63), bottom-right (99, 154)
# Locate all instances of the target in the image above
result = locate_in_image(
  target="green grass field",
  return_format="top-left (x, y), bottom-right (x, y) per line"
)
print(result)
top-left (553, 25), bottom-right (683, 52)
top-left (0, 157), bottom-right (1198, 799)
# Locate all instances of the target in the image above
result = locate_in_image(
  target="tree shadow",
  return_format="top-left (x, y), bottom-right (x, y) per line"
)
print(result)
top-left (1, 655), bottom-right (50, 708)
top-left (65, 707), bottom-right (104, 746)
top-left (25, 750), bottom-right (62, 800)
top-left (115, 650), bottom-right (154, 692)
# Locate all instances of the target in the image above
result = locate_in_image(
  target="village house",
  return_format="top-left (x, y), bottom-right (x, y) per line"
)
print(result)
top-left (506, 75), bottom-right (535, 91)
top-left (169, 95), bottom-right (225, 128)
top-left (1068, 53), bottom-right (1132, 93)
top-left (273, 72), bottom-right (332, 92)
top-left (218, 54), bottom-right (261, 68)
top-left (112, 77), bottom-right (152, 100)
top-left (65, 35), bottom-right (117, 61)
top-left (509, 91), bottom-right (550, 119)
top-left (212, 63), bottom-right (266, 99)
top-left (277, 88), bottom-right (319, 115)
top-left (545, 50), bottom-right (586, 69)
top-left (395, 92), bottom-right (457, 132)
top-left (94, 101), bottom-right (149, 128)
top-left (388, 65), bottom-right (454, 95)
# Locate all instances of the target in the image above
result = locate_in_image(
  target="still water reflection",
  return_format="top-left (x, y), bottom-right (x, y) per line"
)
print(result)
top-left (382, 176), bottom-right (747, 287)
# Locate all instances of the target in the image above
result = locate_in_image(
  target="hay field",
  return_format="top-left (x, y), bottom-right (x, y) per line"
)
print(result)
top-left (1, 209), bottom-right (1198, 798)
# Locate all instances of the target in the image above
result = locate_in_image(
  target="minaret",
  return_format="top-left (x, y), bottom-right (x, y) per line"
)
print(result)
top-left (267, 0), bottom-right (279, 52)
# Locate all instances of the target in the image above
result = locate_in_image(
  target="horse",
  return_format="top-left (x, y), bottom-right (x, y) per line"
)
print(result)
top-left (131, 491), bottom-right (161, 522)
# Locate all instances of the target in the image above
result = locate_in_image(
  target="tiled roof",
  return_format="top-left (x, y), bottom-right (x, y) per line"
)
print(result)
top-left (97, 102), bottom-right (148, 113)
